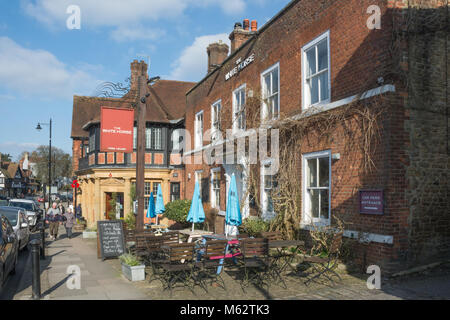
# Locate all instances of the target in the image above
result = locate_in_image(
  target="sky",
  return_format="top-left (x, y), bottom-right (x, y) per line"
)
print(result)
top-left (0, 0), bottom-right (291, 161)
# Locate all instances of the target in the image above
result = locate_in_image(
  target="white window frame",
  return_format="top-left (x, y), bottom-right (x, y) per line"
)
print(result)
top-left (301, 30), bottom-right (331, 109)
top-left (232, 84), bottom-right (246, 133)
top-left (194, 111), bottom-right (204, 149)
top-left (260, 158), bottom-right (277, 218)
top-left (302, 150), bottom-right (331, 226)
top-left (210, 168), bottom-right (221, 209)
top-left (211, 100), bottom-right (222, 142)
top-left (171, 128), bottom-right (181, 151)
top-left (261, 62), bottom-right (280, 121)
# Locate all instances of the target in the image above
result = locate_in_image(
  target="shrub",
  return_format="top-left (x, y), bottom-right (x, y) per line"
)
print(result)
top-left (119, 254), bottom-right (141, 266)
top-left (124, 213), bottom-right (136, 230)
top-left (164, 199), bottom-right (192, 225)
top-left (238, 217), bottom-right (270, 237)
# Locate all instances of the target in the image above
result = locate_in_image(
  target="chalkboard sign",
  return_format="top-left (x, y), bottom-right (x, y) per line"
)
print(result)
top-left (97, 220), bottom-right (126, 260)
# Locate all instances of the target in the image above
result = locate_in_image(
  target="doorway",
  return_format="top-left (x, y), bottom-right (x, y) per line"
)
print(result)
top-left (105, 192), bottom-right (124, 219)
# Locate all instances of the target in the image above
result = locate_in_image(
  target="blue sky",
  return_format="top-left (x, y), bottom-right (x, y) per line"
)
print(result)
top-left (0, 0), bottom-right (290, 160)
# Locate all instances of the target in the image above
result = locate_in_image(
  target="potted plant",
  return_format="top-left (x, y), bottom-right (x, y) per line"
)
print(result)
top-left (119, 254), bottom-right (145, 282)
top-left (82, 226), bottom-right (97, 239)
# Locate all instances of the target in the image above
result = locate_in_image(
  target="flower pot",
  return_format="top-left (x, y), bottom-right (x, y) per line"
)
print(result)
top-left (121, 263), bottom-right (145, 282)
top-left (82, 231), bottom-right (97, 239)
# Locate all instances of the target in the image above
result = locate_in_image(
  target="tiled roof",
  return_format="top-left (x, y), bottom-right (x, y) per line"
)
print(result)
top-left (71, 80), bottom-right (194, 139)
top-left (7, 163), bottom-right (19, 179)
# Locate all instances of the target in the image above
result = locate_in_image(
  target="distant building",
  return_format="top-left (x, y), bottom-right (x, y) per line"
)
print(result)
top-left (71, 60), bottom-right (194, 227)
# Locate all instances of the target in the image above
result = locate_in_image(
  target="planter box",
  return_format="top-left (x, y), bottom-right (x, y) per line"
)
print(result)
top-left (121, 263), bottom-right (145, 282)
top-left (82, 231), bottom-right (97, 239)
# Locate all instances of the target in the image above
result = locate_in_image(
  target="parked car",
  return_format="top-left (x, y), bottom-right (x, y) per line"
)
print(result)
top-left (0, 200), bottom-right (8, 207)
top-left (0, 207), bottom-right (30, 251)
top-left (7, 199), bottom-right (42, 230)
top-left (0, 215), bottom-right (18, 289)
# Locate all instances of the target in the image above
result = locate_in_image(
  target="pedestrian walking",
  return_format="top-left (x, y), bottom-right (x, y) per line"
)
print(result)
top-left (63, 207), bottom-right (76, 239)
top-left (46, 202), bottom-right (61, 240)
top-left (58, 202), bottom-right (65, 215)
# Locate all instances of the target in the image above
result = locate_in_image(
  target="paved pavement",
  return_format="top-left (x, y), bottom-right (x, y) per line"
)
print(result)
top-left (10, 225), bottom-right (148, 300)
top-left (4, 224), bottom-right (450, 300)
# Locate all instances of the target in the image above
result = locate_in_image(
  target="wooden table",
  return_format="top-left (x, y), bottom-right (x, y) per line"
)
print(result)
top-left (179, 229), bottom-right (214, 243)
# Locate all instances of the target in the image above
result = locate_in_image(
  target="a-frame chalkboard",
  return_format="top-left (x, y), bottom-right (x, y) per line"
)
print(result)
top-left (97, 220), bottom-right (126, 260)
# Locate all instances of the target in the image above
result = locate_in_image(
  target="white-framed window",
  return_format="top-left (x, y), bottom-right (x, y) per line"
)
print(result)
top-left (302, 31), bottom-right (330, 109)
top-left (261, 63), bottom-right (280, 121)
top-left (195, 170), bottom-right (203, 196)
top-left (233, 84), bottom-right (246, 132)
top-left (89, 131), bottom-right (95, 152)
top-left (211, 100), bottom-right (222, 142)
top-left (302, 150), bottom-right (331, 226)
top-left (144, 181), bottom-right (161, 210)
top-left (194, 111), bottom-right (204, 149)
top-left (210, 168), bottom-right (221, 209)
top-left (171, 129), bottom-right (182, 151)
top-left (260, 159), bottom-right (278, 217)
top-left (145, 127), bottom-right (162, 150)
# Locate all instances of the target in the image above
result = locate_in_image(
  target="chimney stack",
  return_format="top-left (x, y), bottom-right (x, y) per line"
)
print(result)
top-left (130, 60), bottom-right (148, 92)
top-left (229, 19), bottom-right (257, 54)
top-left (251, 20), bottom-right (258, 32)
top-left (243, 19), bottom-right (250, 31)
top-left (207, 41), bottom-right (229, 74)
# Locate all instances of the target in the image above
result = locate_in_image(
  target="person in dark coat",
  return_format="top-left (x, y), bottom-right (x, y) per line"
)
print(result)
top-left (63, 207), bottom-right (76, 239)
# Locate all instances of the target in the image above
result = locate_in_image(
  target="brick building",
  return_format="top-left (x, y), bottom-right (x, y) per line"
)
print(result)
top-left (183, 0), bottom-right (449, 272)
top-left (71, 60), bottom-right (194, 227)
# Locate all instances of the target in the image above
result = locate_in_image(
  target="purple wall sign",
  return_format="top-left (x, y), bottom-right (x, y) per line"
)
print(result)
top-left (359, 190), bottom-right (384, 215)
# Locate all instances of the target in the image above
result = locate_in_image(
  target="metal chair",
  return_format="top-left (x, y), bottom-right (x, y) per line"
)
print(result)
top-left (262, 231), bottom-right (288, 288)
top-left (239, 238), bottom-right (270, 291)
top-left (303, 231), bottom-right (344, 286)
top-left (159, 242), bottom-right (198, 296)
top-left (197, 239), bottom-right (228, 291)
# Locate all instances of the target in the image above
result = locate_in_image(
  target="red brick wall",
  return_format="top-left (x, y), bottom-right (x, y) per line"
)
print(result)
top-left (72, 139), bottom-right (82, 174)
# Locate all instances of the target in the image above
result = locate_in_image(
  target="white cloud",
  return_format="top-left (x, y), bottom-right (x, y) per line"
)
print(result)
top-left (110, 25), bottom-right (165, 42)
top-left (0, 37), bottom-right (100, 99)
top-left (167, 33), bottom-right (230, 81)
top-left (0, 142), bottom-right (40, 159)
top-left (22, 0), bottom-right (246, 41)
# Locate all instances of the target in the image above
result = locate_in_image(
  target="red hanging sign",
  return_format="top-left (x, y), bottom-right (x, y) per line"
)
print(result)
top-left (100, 107), bottom-right (134, 153)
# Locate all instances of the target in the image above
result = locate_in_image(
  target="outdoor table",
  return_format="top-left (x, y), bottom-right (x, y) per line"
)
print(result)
top-left (268, 240), bottom-right (305, 274)
top-left (179, 229), bottom-right (214, 243)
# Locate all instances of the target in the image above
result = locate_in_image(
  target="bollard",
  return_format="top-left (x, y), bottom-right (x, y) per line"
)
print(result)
top-left (40, 222), bottom-right (46, 259)
top-left (31, 239), bottom-right (41, 300)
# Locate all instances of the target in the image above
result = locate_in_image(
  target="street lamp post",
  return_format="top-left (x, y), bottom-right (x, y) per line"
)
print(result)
top-left (36, 118), bottom-right (52, 215)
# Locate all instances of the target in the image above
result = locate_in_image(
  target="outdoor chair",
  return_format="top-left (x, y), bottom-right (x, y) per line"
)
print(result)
top-left (262, 231), bottom-right (288, 288)
top-left (197, 239), bottom-right (228, 291)
top-left (303, 231), bottom-right (344, 286)
top-left (124, 228), bottom-right (137, 254)
top-left (239, 238), bottom-right (270, 291)
top-left (159, 242), bottom-right (199, 296)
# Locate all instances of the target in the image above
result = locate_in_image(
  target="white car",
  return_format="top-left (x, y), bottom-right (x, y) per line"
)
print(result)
top-left (7, 199), bottom-right (41, 230)
top-left (0, 206), bottom-right (30, 251)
